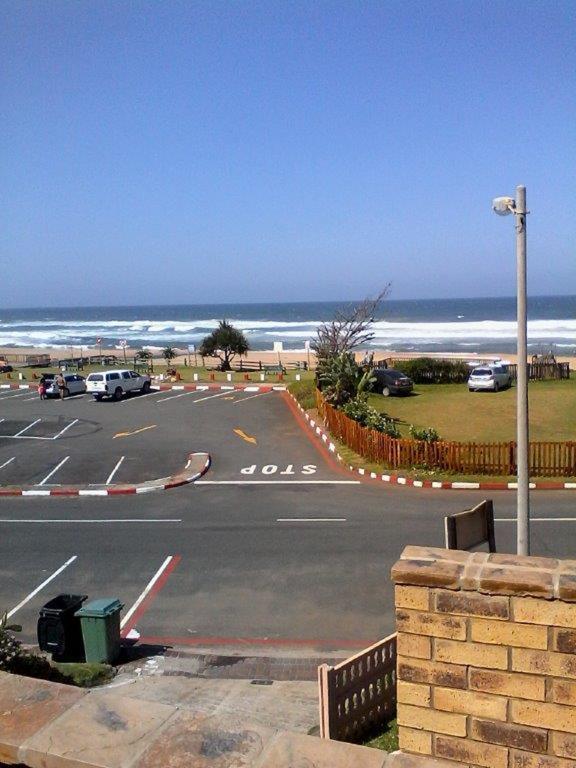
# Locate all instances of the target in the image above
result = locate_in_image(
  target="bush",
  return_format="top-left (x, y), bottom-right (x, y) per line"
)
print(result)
top-left (409, 424), bottom-right (441, 442)
top-left (393, 358), bottom-right (470, 384)
top-left (341, 398), bottom-right (401, 437)
top-left (288, 380), bottom-right (317, 410)
top-left (0, 611), bottom-right (23, 671)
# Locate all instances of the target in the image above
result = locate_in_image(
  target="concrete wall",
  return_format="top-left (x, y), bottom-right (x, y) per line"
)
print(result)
top-left (392, 545), bottom-right (576, 768)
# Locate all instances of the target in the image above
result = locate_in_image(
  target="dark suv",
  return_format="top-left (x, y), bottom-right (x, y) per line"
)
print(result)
top-left (372, 368), bottom-right (414, 396)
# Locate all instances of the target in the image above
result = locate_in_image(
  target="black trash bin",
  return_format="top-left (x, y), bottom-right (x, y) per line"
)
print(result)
top-left (37, 594), bottom-right (88, 661)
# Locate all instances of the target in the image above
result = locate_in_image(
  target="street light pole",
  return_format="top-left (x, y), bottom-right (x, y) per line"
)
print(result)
top-left (492, 186), bottom-right (530, 555)
top-left (515, 185), bottom-right (530, 555)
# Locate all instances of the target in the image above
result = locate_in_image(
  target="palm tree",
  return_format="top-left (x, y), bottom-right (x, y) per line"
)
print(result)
top-left (135, 349), bottom-right (154, 373)
top-left (162, 347), bottom-right (177, 368)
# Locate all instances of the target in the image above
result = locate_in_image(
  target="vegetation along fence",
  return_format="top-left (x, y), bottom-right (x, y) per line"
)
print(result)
top-left (317, 391), bottom-right (576, 477)
top-left (318, 633), bottom-right (397, 742)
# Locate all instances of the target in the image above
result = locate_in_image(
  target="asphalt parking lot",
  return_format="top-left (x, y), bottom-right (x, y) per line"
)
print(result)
top-left (0, 386), bottom-right (338, 488)
top-left (1, 385), bottom-right (575, 653)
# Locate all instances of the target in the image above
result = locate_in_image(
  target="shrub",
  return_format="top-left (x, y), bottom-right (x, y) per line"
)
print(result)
top-left (0, 611), bottom-right (23, 671)
top-left (409, 424), bottom-right (441, 442)
top-left (341, 397), bottom-right (401, 437)
top-left (393, 358), bottom-right (470, 384)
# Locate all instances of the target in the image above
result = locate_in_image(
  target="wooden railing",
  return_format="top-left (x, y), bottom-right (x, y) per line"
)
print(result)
top-left (318, 633), bottom-right (397, 742)
top-left (317, 391), bottom-right (576, 477)
top-left (508, 362), bottom-right (570, 381)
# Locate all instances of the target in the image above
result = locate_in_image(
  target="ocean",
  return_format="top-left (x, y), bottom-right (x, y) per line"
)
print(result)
top-left (1, 296), bottom-right (575, 355)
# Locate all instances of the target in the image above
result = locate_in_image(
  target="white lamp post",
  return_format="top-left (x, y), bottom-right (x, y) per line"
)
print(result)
top-left (492, 186), bottom-right (529, 555)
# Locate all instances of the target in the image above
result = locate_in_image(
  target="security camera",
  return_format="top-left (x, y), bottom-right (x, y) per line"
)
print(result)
top-left (492, 196), bottom-right (516, 216)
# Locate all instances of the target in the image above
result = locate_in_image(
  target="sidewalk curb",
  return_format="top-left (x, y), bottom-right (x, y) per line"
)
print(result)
top-left (0, 452), bottom-right (211, 497)
top-left (286, 392), bottom-right (576, 492)
top-left (0, 382), bottom-right (287, 393)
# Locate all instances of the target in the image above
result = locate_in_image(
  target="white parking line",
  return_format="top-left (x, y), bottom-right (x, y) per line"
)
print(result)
top-left (496, 517), bottom-right (576, 522)
top-left (52, 419), bottom-right (79, 440)
top-left (156, 391), bottom-right (198, 404)
top-left (38, 456), bottom-right (70, 486)
top-left (120, 389), bottom-right (162, 404)
top-left (13, 418), bottom-right (41, 437)
top-left (233, 391), bottom-right (271, 404)
top-left (7, 555), bottom-right (78, 619)
top-left (195, 480), bottom-right (362, 485)
top-left (106, 456), bottom-right (125, 484)
top-left (192, 391), bottom-right (232, 404)
top-left (0, 456), bottom-right (15, 470)
top-left (120, 555), bottom-right (175, 629)
top-left (0, 391), bottom-right (31, 399)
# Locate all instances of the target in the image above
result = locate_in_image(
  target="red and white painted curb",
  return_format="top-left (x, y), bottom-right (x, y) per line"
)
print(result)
top-left (1, 382), bottom-right (287, 393)
top-left (0, 452), bottom-right (211, 498)
top-left (286, 392), bottom-right (576, 492)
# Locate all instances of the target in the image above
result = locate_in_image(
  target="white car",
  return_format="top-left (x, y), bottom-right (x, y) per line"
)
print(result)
top-left (44, 373), bottom-right (87, 398)
top-left (86, 370), bottom-right (152, 401)
top-left (468, 365), bottom-right (511, 392)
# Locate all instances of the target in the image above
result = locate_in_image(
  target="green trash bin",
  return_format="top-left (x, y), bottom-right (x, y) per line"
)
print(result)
top-left (75, 598), bottom-right (124, 663)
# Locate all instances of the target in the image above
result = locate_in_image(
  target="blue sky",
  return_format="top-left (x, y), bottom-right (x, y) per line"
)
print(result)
top-left (2, 0), bottom-right (574, 307)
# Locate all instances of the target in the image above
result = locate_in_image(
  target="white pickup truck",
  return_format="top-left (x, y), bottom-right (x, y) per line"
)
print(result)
top-left (86, 369), bottom-right (152, 401)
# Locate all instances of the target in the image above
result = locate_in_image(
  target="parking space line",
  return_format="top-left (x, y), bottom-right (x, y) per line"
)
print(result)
top-left (192, 391), bottom-right (232, 404)
top-left (0, 391), bottom-right (31, 399)
top-left (233, 391), bottom-right (271, 404)
top-left (0, 456), bottom-right (16, 470)
top-left (156, 391), bottom-right (198, 404)
top-left (38, 456), bottom-right (70, 485)
top-left (7, 555), bottom-right (78, 619)
top-left (120, 389), bottom-right (162, 404)
top-left (0, 519), bottom-right (181, 523)
top-left (13, 418), bottom-right (42, 437)
top-left (52, 419), bottom-right (79, 440)
top-left (106, 456), bottom-right (125, 484)
top-left (496, 517), bottom-right (576, 522)
top-left (121, 555), bottom-right (181, 631)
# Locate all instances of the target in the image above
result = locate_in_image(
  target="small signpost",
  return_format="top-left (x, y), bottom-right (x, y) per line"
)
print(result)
top-left (96, 337), bottom-right (103, 364)
top-left (304, 339), bottom-right (311, 368)
top-left (444, 499), bottom-right (496, 552)
top-left (189, 343), bottom-right (197, 367)
top-left (119, 339), bottom-right (128, 365)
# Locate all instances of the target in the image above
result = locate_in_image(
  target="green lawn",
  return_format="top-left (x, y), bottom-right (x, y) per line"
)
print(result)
top-left (368, 378), bottom-right (576, 443)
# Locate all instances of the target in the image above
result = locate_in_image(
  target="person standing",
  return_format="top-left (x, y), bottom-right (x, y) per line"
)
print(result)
top-left (56, 372), bottom-right (66, 400)
top-left (38, 378), bottom-right (47, 400)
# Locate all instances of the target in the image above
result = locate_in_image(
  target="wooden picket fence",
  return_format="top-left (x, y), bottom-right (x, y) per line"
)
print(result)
top-left (316, 391), bottom-right (576, 477)
top-left (318, 633), bottom-right (397, 742)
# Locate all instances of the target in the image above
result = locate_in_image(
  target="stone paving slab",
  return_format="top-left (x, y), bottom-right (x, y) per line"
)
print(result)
top-left (133, 712), bottom-right (275, 768)
top-left (20, 690), bottom-right (177, 768)
top-left (93, 675), bottom-right (319, 734)
top-left (255, 730), bottom-right (389, 768)
top-left (0, 672), bottom-right (85, 764)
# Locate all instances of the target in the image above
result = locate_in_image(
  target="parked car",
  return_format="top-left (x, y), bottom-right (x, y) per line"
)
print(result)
top-left (44, 373), bottom-right (87, 398)
top-left (86, 370), bottom-right (152, 401)
top-left (372, 368), bottom-right (414, 397)
top-left (468, 365), bottom-right (511, 392)
top-left (0, 364), bottom-right (13, 373)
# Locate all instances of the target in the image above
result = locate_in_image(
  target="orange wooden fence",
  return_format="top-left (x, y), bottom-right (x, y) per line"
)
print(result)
top-left (316, 391), bottom-right (576, 477)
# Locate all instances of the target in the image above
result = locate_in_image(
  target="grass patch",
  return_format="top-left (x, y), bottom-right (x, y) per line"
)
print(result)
top-left (0, 365), bottom-right (315, 387)
top-left (288, 379), bottom-right (317, 409)
top-left (53, 662), bottom-right (115, 687)
top-left (363, 719), bottom-right (398, 752)
top-left (367, 378), bottom-right (576, 442)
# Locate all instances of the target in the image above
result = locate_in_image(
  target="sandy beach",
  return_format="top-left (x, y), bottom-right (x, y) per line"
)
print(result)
top-left (1, 345), bottom-right (574, 369)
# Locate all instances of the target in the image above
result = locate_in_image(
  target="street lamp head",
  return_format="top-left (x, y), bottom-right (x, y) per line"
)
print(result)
top-left (492, 196), bottom-right (516, 216)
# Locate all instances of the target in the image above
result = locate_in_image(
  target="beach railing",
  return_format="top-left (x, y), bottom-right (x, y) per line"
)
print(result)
top-left (318, 633), bottom-right (397, 742)
top-left (317, 391), bottom-right (576, 477)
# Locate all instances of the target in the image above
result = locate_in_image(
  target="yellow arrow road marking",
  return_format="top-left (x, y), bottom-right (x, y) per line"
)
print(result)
top-left (113, 425), bottom-right (157, 439)
top-left (233, 428), bottom-right (257, 445)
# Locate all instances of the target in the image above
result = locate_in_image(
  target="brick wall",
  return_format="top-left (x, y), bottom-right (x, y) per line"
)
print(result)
top-left (392, 545), bottom-right (576, 768)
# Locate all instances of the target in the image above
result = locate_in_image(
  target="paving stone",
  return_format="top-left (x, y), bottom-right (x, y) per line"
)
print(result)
top-left (0, 671), bottom-right (85, 764)
top-left (134, 712), bottom-right (275, 768)
top-left (255, 730), bottom-right (389, 768)
top-left (21, 690), bottom-right (177, 768)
